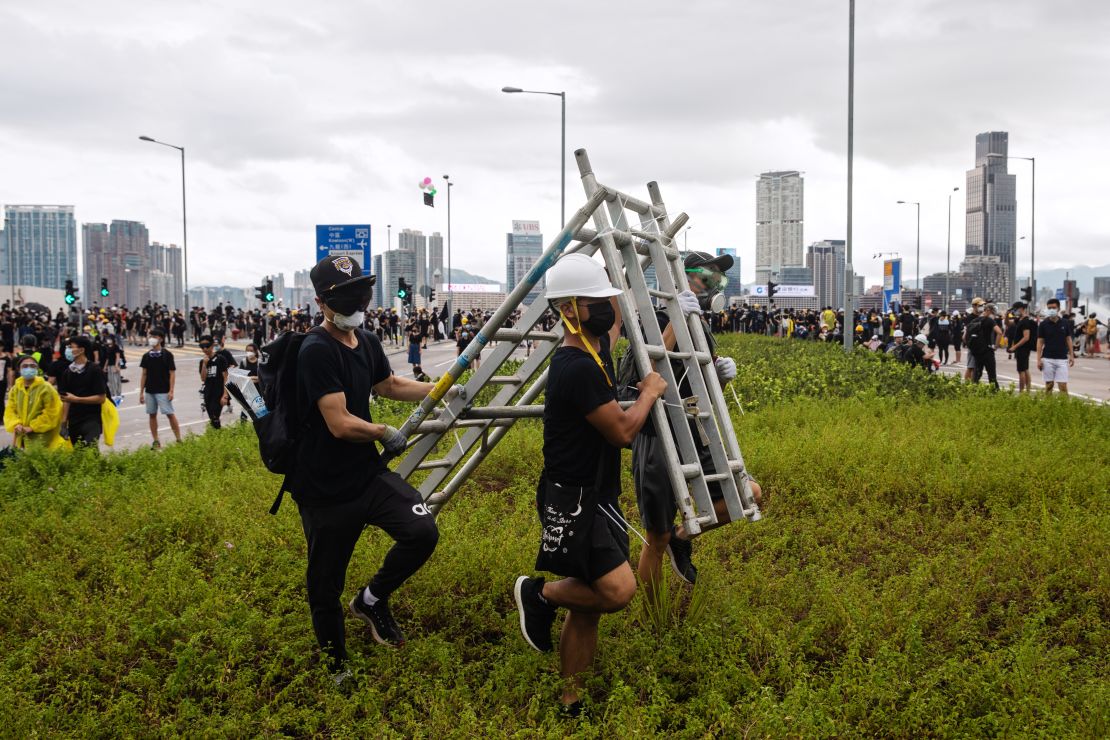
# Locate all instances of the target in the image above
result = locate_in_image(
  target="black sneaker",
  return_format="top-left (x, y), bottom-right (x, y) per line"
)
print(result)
top-left (514, 576), bottom-right (556, 652)
top-left (667, 531), bottom-right (698, 585)
top-left (349, 590), bottom-right (405, 646)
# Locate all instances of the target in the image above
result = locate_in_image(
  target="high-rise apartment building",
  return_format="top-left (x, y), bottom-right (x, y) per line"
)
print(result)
top-left (506, 220), bottom-right (544, 305)
top-left (959, 255), bottom-right (1009, 303)
top-left (755, 171), bottom-right (804, 285)
top-left (82, 220), bottom-right (183, 310)
top-left (806, 240), bottom-right (846, 309)
top-left (965, 132), bottom-right (1017, 302)
top-left (1, 205), bottom-right (78, 290)
top-left (428, 232), bottom-right (444, 288)
top-left (1093, 276), bottom-right (1110, 301)
top-left (398, 228), bottom-right (429, 300)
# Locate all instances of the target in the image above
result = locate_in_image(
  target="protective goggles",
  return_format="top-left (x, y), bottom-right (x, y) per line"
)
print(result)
top-left (684, 266), bottom-right (728, 291)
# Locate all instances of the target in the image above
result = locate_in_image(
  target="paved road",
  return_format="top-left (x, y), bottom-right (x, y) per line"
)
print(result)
top-left (0, 336), bottom-right (530, 454)
top-left (937, 352), bottom-right (1110, 403)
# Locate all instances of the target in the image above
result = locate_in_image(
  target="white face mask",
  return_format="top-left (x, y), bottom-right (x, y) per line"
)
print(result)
top-left (1046, 308), bottom-right (1059, 318)
top-left (329, 309), bottom-right (363, 331)
top-left (148, 337), bottom-right (159, 347)
top-left (246, 353), bottom-right (257, 361)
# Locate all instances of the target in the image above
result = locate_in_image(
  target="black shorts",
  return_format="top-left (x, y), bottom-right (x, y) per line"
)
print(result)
top-left (586, 506), bottom-right (631, 582)
top-left (632, 432), bottom-right (723, 534)
top-left (1014, 350), bottom-right (1031, 372)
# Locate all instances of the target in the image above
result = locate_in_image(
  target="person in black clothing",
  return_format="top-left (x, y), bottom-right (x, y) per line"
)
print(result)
top-left (1007, 302), bottom-right (1037, 393)
top-left (140, 328), bottom-right (181, 447)
top-left (933, 312), bottom-right (953, 365)
top-left (293, 255), bottom-right (440, 677)
top-left (968, 303), bottom-right (1004, 389)
top-left (1036, 297), bottom-right (1075, 394)
top-left (57, 336), bottom-right (106, 448)
top-left (198, 335), bottom-right (229, 429)
top-left (512, 253), bottom-right (666, 714)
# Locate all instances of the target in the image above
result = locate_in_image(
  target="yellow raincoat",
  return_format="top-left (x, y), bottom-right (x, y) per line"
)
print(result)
top-left (4, 376), bottom-right (65, 450)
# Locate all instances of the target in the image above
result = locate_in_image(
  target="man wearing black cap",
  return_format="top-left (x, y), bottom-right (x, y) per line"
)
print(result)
top-left (295, 255), bottom-right (440, 675)
top-left (628, 251), bottom-right (755, 597)
top-left (57, 335), bottom-right (106, 448)
top-left (1007, 302), bottom-right (1036, 393)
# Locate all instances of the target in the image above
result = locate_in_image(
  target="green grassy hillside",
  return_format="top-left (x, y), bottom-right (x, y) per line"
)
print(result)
top-left (1, 336), bottom-right (1106, 737)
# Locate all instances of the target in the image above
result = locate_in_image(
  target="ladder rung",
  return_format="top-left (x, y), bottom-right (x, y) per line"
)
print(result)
top-left (416, 458), bottom-right (455, 471)
top-left (490, 376), bottom-right (523, 384)
top-left (680, 463), bottom-right (702, 479)
top-left (703, 473), bottom-right (730, 483)
top-left (455, 418), bottom-right (514, 428)
top-left (648, 288), bottom-right (674, 300)
top-left (493, 329), bottom-right (560, 342)
top-left (426, 491), bottom-right (450, 506)
top-left (463, 405), bottom-right (545, 419)
top-left (415, 420), bottom-right (450, 434)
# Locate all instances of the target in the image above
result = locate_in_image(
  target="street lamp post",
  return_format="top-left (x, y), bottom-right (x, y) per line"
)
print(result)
top-left (945, 187), bottom-right (959, 312)
top-left (443, 175), bottom-right (453, 317)
top-left (896, 200), bottom-right (921, 304)
top-left (501, 86), bottom-right (566, 229)
top-left (842, 0), bottom-right (855, 353)
top-left (683, 226), bottom-right (691, 251)
top-left (139, 136), bottom-right (188, 313)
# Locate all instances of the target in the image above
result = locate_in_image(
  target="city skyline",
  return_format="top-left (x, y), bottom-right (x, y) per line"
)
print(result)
top-left (1, 2), bottom-right (1107, 292)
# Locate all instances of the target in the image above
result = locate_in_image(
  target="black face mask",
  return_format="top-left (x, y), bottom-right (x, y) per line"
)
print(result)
top-left (580, 301), bottom-right (615, 337)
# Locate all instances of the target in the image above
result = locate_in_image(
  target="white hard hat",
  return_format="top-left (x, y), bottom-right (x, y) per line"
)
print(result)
top-left (544, 254), bottom-right (622, 301)
top-left (914, 333), bottom-right (928, 344)
top-left (893, 330), bottom-right (905, 338)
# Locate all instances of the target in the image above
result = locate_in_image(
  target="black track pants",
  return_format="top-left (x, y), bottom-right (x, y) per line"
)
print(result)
top-left (297, 471), bottom-right (439, 665)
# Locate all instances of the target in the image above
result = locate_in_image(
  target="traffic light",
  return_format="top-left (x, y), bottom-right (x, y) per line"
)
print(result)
top-left (264, 278), bottom-right (275, 303)
top-left (100, 278), bottom-right (110, 298)
top-left (254, 281), bottom-right (268, 304)
top-left (397, 278), bottom-right (409, 300)
top-left (64, 279), bottom-right (78, 305)
top-left (428, 286), bottom-right (435, 305)
top-left (767, 281), bottom-right (779, 300)
top-left (1020, 285), bottom-right (1033, 302)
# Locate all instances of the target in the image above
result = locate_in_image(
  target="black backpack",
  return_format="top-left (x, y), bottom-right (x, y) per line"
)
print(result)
top-left (966, 317), bottom-right (991, 356)
top-left (252, 326), bottom-right (323, 513)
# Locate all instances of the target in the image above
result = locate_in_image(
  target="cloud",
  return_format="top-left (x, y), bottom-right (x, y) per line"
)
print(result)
top-left (1, 0), bottom-right (1107, 290)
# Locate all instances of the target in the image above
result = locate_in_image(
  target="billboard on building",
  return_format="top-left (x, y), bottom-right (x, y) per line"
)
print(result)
top-left (512, 220), bottom-right (541, 236)
top-left (750, 284), bottom-right (815, 297)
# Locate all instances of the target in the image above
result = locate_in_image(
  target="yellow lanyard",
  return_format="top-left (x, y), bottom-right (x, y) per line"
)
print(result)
top-left (560, 298), bottom-right (612, 386)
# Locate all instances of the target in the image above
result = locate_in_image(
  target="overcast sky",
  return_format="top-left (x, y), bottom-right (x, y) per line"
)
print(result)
top-left (2, 0), bottom-right (1108, 291)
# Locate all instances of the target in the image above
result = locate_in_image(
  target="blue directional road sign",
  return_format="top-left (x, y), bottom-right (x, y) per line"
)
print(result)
top-left (1055, 288), bottom-right (1065, 300)
top-left (316, 224), bottom-right (372, 275)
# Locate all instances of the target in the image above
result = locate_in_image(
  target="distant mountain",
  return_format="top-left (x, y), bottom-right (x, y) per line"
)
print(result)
top-left (1018, 264), bottom-right (1110, 295)
top-left (446, 268), bottom-right (498, 285)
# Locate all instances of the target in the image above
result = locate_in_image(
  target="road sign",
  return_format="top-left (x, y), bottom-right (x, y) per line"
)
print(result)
top-left (882, 259), bottom-right (902, 314)
top-left (1055, 288), bottom-right (1065, 300)
top-left (316, 224), bottom-right (372, 274)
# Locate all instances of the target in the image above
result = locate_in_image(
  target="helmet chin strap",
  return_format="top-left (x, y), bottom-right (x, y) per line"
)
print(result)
top-left (559, 297), bottom-right (612, 386)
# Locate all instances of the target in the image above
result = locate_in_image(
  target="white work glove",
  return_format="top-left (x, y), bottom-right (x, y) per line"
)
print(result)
top-left (379, 425), bottom-right (408, 455)
top-left (444, 384), bottom-right (466, 403)
top-left (714, 356), bottom-right (737, 383)
top-left (676, 290), bottom-right (701, 317)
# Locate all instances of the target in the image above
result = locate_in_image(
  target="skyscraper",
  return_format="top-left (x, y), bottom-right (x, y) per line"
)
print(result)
top-left (755, 171), bottom-right (804, 285)
top-left (398, 228), bottom-right (431, 304)
top-left (506, 220), bottom-right (543, 305)
top-left (965, 132), bottom-right (1017, 302)
top-left (428, 232), bottom-right (444, 288)
top-left (806, 239), bottom-right (846, 309)
top-left (1, 205), bottom-right (78, 290)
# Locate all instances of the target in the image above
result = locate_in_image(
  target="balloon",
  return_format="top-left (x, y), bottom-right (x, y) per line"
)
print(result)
top-left (422, 177), bottom-right (432, 185)
top-left (429, 188), bottom-right (437, 196)
top-left (418, 180), bottom-right (427, 189)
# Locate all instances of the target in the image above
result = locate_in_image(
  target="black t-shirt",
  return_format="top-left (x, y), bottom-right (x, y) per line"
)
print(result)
top-left (140, 350), bottom-right (176, 393)
top-left (200, 354), bottom-right (229, 392)
top-left (1037, 318), bottom-right (1071, 360)
top-left (543, 341), bottom-right (620, 503)
top-left (294, 328), bottom-right (392, 506)
top-left (101, 344), bottom-right (123, 368)
top-left (58, 363), bottom-right (106, 422)
top-left (1012, 317), bottom-right (1037, 353)
top-left (908, 343), bottom-right (926, 368)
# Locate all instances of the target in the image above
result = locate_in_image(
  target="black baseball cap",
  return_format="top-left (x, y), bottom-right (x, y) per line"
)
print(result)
top-left (1011, 301), bottom-right (1027, 310)
top-left (683, 250), bottom-right (734, 272)
top-left (310, 255), bottom-right (376, 296)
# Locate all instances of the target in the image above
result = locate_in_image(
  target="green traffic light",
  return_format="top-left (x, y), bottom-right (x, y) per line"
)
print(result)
top-left (65, 294), bottom-right (76, 305)
top-left (101, 288), bottom-right (110, 297)
top-left (265, 292), bottom-right (275, 302)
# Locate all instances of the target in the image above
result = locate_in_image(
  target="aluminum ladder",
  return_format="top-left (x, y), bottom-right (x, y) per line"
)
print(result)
top-left (391, 149), bottom-right (760, 535)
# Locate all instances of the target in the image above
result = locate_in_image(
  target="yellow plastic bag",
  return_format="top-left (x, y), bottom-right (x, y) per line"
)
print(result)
top-left (101, 398), bottom-right (120, 447)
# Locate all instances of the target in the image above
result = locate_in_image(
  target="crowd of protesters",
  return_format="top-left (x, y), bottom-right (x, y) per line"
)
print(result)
top-left (702, 298), bottom-right (1107, 392)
